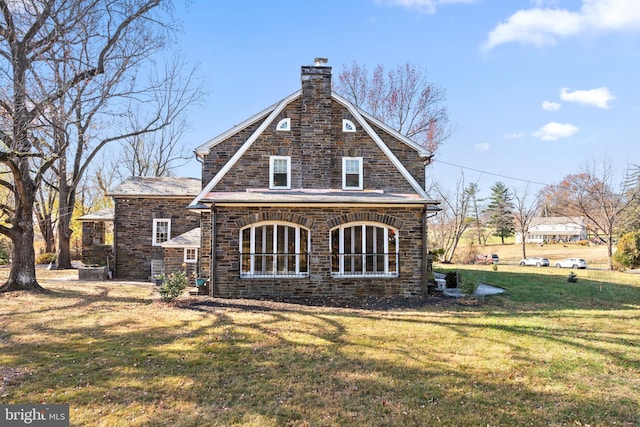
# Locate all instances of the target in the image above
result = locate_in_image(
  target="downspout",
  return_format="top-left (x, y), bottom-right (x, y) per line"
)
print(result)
top-left (210, 205), bottom-right (217, 297)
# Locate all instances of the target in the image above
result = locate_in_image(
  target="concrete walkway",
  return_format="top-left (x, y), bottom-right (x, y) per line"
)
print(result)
top-left (442, 283), bottom-right (506, 298)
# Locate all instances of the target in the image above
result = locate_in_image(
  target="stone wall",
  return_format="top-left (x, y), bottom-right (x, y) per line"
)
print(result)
top-left (204, 206), bottom-right (426, 298)
top-left (113, 197), bottom-right (200, 280)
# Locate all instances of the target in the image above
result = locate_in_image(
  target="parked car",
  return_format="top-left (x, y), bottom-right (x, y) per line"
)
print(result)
top-left (519, 257), bottom-right (550, 267)
top-left (554, 258), bottom-right (587, 269)
top-left (474, 253), bottom-right (500, 264)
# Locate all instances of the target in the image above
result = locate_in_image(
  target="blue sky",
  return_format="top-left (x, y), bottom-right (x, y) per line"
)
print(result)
top-left (171, 0), bottom-right (640, 198)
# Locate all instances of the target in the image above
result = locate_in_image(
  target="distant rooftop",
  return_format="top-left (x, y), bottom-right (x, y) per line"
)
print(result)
top-left (77, 207), bottom-right (114, 222)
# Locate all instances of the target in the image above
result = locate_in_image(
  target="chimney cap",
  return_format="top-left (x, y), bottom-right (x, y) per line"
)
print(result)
top-left (314, 57), bottom-right (328, 66)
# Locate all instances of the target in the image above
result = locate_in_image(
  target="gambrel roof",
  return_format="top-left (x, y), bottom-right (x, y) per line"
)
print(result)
top-left (190, 90), bottom-right (437, 208)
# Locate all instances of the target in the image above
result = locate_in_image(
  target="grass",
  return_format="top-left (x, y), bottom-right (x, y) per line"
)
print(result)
top-left (1, 267), bottom-right (640, 426)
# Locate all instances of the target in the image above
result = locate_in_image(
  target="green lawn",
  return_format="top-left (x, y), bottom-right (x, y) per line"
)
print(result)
top-left (1, 268), bottom-right (639, 426)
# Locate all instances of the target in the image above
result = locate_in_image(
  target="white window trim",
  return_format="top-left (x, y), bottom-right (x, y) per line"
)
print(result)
top-left (152, 218), bottom-right (171, 246)
top-left (269, 155), bottom-right (291, 189)
top-left (184, 247), bottom-right (198, 263)
top-left (342, 157), bottom-right (363, 190)
top-left (342, 119), bottom-right (356, 132)
top-left (240, 221), bottom-right (310, 278)
top-left (276, 118), bottom-right (291, 131)
top-left (330, 222), bottom-right (399, 278)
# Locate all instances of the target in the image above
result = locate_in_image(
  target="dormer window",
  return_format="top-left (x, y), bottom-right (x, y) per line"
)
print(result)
top-left (270, 156), bottom-right (291, 189)
top-left (342, 119), bottom-right (356, 132)
top-left (342, 157), bottom-right (363, 190)
top-left (276, 118), bottom-right (291, 131)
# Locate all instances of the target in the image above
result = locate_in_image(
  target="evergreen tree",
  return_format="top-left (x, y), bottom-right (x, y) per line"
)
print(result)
top-left (485, 181), bottom-right (515, 244)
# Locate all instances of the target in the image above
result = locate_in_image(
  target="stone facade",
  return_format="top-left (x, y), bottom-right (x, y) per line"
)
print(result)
top-left (113, 197), bottom-right (200, 280)
top-left (203, 206), bottom-right (426, 298)
top-left (81, 221), bottom-right (113, 267)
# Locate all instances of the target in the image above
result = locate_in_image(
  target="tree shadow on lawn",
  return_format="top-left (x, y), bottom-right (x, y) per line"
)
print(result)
top-left (3, 297), bottom-right (638, 426)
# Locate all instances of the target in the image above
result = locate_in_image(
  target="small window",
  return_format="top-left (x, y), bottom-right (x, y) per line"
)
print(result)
top-left (276, 118), bottom-right (291, 131)
top-left (152, 219), bottom-right (171, 246)
top-left (270, 156), bottom-right (291, 189)
top-left (342, 119), bottom-right (356, 132)
top-left (184, 248), bottom-right (198, 263)
top-left (342, 157), bottom-right (363, 190)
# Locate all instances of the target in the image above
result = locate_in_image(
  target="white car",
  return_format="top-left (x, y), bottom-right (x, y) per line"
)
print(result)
top-left (554, 258), bottom-right (587, 269)
top-left (519, 257), bottom-right (549, 267)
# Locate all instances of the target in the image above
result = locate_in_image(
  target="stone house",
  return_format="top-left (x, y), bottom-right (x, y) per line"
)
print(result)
top-left (515, 216), bottom-right (587, 244)
top-left (92, 60), bottom-right (440, 298)
top-left (107, 177), bottom-right (201, 280)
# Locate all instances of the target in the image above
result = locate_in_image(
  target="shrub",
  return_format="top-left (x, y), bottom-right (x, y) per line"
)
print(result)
top-left (459, 272), bottom-right (480, 297)
top-left (158, 270), bottom-right (188, 302)
top-left (612, 231), bottom-right (640, 270)
top-left (36, 252), bottom-right (56, 265)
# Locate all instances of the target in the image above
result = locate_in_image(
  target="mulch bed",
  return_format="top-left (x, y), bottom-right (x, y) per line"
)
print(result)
top-left (178, 293), bottom-right (457, 313)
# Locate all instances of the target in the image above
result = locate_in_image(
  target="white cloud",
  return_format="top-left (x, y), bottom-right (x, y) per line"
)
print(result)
top-left (504, 132), bottom-right (525, 139)
top-left (474, 142), bottom-right (490, 151)
top-left (560, 87), bottom-right (615, 109)
top-left (542, 101), bottom-right (561, 111)
top-left (533, 122), bottom-right (579, 140)
top-left (376, 0), bottom-right (477, 14)
top-left (484, 0), bottom-right (640, 49)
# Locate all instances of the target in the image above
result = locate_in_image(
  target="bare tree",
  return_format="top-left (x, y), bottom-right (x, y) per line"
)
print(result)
top-left (512, 185), bottom-right (541, 260)
top-left (0, 0), bottom-right (171, 291)
top-left (335, 62), bottom-right (451, 153)
top-left (52, 56), bottom-right (202, 269)
top-left (563, 160), bottom-right (637, 270)
top-left (466, 183), bottom-right (488, 246)
top-left (429, 174), bottom-right (474, 263)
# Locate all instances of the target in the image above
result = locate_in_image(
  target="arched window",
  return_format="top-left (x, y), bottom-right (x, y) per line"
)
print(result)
top-left (330, 222), bottom-right (398, 277)
top-left (276, 118), bottom-right (291, 131)
top-left (240, 222), bottom-right (309, 277)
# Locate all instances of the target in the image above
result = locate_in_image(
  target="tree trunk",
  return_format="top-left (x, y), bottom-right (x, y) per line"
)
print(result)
top-left (0, 189), bottom-right (43, 292)
top-left (607, 238), bottom-right (614, 270)
top-left (55, 179), bottom-right (75, 269)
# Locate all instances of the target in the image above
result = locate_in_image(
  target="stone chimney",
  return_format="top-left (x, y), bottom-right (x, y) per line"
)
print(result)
top-left (299, 58), bottom-right (333, 188)
top-left (301, 57), bottom-right (332, 101)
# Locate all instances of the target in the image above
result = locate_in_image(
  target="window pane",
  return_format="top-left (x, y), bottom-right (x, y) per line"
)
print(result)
top-left (345, 159), bottom-right (359, 173)
top-left (300, 229), bottom-right (309, 273)
top-left (241, 228), bottom-right (251, 273)
top-left (365, 226), bottom-right (374, 272)
top-left (273, 158), bottom-right (288, 173)
top-left (155, 220), bottom-right (169, 243)
top-left (273, 172), bottom-right (288, 187)
top-left (331, 228), bottom-right (339, 272)
top-left (345, 173), bottom-right (360, 188)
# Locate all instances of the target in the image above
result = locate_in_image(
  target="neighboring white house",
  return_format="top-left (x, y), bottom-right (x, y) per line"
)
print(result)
top-left (515, 216), bottom-right (587, 244)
